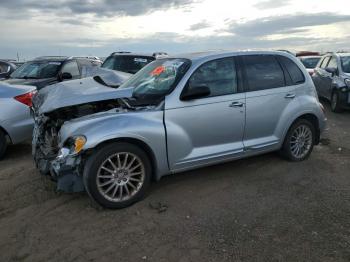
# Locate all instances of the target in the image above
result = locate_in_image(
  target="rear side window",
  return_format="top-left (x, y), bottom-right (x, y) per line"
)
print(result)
top-left (188, 57), bottom-right (237, 97)
top-left (278, 56), bottom-right (305, 85)
top-left (102, 55), bottom-right (155, 74)
top-left (327, 56), bottom-right (338, 69)
top-left (61, 61), bottom-right (80, 78)
top-left (242, 55), bottom-right (285, 91)
top-left (320, 57), bottom-right (330, 69)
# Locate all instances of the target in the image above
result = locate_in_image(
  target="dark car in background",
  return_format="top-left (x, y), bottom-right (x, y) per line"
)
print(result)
top-left (0, 60), bottom-right (17, 80)
top-left (101, 51), bottom-right (168, 74)
top-left (299, 56), bottom-right (321, 76)
top-left (312, 52), bottom-right (350, 112)
top-left (3, 56), bottom-right (102, 90)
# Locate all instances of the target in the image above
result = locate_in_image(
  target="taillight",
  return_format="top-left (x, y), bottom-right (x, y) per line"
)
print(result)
top-left (14, 90), bottom-right (36, 107)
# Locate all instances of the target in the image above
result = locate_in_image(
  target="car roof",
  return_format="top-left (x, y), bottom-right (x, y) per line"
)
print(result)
top-left (109, 51), bottom-right (167, 58)
top-left (28, 56), bottom-right (101, 63)
top-left (299, 56), bottom-right (321, 59)
top-left (337, 53), bottom-right (350, 57)
top-left (33, 56), bottom-right (68, 61)
top-left (170, 50), bottom-right (297, 62)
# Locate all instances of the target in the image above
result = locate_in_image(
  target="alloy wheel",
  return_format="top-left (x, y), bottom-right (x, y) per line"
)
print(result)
top-left (290, 125), bottom-right (313, 159)
top-left (96, 152), bottom-right (145, 202)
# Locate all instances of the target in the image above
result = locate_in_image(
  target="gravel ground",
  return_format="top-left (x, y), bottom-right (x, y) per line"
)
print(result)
top-left (0, 101), bottom-right (349, 262)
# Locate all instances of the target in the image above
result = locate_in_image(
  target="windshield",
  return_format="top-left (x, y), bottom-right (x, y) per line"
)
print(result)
top-left (341, 56), bottom-right (350, 73)
top-left (300, 57), bottom-right (321, 69)
top-left (101, 55), bottom-right (155, 74)
top-left (119, 58), bottom-right (191, 102)
top-left (11, 61), bottom-right (61, 79)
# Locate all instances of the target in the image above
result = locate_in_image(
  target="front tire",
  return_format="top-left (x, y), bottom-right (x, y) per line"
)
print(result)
top-left (83, 142), bottom-right (152, 209)
top-left (281, 119), bottom-right (315, 162)
top-left (0, 130), bottom-right (8, 160)
top-left (331, 91), bottom-right (343, 113)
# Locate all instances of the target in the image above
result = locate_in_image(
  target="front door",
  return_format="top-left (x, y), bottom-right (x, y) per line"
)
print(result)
top-left (165, 56), bottom-right (246, 171)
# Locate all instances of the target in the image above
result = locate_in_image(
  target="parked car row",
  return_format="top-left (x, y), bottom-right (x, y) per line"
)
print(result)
top-left (3, 48), bottom-right (349, 209)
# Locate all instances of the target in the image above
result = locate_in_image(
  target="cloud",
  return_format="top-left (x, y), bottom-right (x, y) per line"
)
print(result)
top-left (60, 18), bottom-right (90, 26)
top-left (229, 13), bottom-right (350, 37)
top-left (189, 20), bottom-right (211, 31)
top-left (253, 0), bottom-right (290, 10)
top-left (0, 0), bottom-right (197, 17)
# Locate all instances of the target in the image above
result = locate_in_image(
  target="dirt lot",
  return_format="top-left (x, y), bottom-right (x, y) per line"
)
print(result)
top-left (0, 101), bottom-right (349, 262)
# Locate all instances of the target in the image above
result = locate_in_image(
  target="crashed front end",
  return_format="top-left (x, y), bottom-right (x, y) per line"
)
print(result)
top-left (32, 112), bottom-right (86, 192)
top-left (32, 72), bottom-right (132, 192)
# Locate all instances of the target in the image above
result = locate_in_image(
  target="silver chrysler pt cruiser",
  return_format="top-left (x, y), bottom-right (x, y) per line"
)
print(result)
top-left (32, 51), bottom-right (326, 209)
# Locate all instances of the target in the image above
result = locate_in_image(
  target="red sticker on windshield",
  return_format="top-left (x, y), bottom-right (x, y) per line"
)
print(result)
top-left (151, 66), bottom-right (165, 76)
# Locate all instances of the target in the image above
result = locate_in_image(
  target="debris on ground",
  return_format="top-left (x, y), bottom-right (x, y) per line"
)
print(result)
top-left (149, 202), bottom-right (168, 213)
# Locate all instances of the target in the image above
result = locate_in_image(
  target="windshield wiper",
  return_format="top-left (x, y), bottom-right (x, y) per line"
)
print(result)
top-left (119, 98), bottom-right (137, 110)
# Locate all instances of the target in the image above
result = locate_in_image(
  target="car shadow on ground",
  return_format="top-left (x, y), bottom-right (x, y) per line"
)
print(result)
top-left (3, 141), bottom-right (32, 159)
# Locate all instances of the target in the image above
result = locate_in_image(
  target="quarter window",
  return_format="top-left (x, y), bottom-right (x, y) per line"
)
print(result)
top-left (320, 57), bottom-right (331, 69)
top-left (327, 56), bottom-right (338, 69)
top-left (188, 57), bottom-right (238, 97)
top-left (278, 56), bottom-right (305, 85)
top-left (61, 61), bottom-right (80, 78)
top-left (243, 55), bottom-right (285, 91)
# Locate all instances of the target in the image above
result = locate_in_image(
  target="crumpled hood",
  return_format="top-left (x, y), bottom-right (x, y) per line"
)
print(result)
top-left (33, 70), bottom-right (132, 114)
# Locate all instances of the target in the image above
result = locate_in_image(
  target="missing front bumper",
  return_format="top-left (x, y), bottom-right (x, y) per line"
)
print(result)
top-left (49, 154), bottom-right (85, 193)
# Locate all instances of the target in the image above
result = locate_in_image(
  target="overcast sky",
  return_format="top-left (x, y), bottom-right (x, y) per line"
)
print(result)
top-left (0, 0), bottom-right (350, 60)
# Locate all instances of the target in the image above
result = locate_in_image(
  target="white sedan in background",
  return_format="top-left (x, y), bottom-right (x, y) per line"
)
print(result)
top-left (0, 83), bottom-right (36, 159)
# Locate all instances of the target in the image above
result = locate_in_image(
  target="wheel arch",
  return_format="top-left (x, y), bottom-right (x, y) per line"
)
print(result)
top-left (284, 113), bottom-right (321, 145)
top-left (0, 125), bottom-right (12, 144)
top-left (87, 137), bottom-right (159, 181)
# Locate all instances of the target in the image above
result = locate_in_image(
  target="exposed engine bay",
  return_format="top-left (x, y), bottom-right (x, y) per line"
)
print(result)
top-left (32, 99), bottom-right (126, 190)
top-left (31, 68), bottom-right (165, 193)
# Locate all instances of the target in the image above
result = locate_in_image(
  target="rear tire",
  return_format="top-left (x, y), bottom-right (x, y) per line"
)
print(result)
top-left (331, 91), bottom-right (343, 113)
top-left (0, 130), bottom-right (8, 160)
top-left (83, 142), bottom-right (152, 209)
top-left (281, 119), bottom-right (315, 162)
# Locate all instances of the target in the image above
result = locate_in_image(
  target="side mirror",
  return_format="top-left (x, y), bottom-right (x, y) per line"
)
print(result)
top-left (61, 72), bottom-right (73, 80)
top-left (180, 84), bottom-right (211, 101)
top-left (325, 67), bottom-right (337, 76)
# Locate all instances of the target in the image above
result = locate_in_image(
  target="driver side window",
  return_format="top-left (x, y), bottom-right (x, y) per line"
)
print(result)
top-left (188, 57), bottom-right (238, 97)
top-left (61, 61), bottom-right (80, 79)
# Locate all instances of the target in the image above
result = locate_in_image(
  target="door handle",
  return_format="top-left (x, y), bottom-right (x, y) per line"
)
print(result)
top-left (229, 101), bottom-right (244, 107)
top-left (285, 93), bottom-right (295, 99)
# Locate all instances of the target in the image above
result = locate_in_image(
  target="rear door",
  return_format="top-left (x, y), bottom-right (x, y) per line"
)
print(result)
top-left (241, 54), bottom-right (304, 152)
top-left (321, 56), bottom-right (338, 99)
top-left (165, 56), bottom-right (246, 171)
top-left (314, 56), bottom-right (331, 98)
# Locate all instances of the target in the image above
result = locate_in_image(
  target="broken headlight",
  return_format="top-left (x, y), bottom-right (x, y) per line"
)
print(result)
top-left (63, 135), bottom-right (87, 156)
